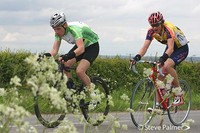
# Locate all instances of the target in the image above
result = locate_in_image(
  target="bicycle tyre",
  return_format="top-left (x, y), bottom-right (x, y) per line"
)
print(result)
top-left (34, 93), bottom-right (66, 128)
top-left (130, 78), bottom-right (156, 128)
top-left (80, 77), bottom-right (110, 126)
top-left (167, 80), bottom-right (191, 126)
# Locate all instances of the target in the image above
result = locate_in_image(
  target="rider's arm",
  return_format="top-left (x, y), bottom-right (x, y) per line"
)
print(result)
top-left (132, 39), bottom-right (151, 62)
top-left (138, 39), bottom-right (152, 57)
top-left (158, 38), bottom-right (175, 65)
top-left (165, 38), bottom-right (174, 56)
top-left (50, 40), bottom-right (61, 56)
top-left (61, 38), bottom-right (85, 62)
top-left (74, 38), bottom-right (85, 56)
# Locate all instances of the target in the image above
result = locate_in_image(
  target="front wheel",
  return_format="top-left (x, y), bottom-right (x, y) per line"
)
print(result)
top-left (34, 93), bottom-right (66, 128)
top-left (130, 78), bottom-right (155, 128)
top-left (80, 77), bottom-right (110, 126)
top-left (167, 80), bottom-right (191, 126)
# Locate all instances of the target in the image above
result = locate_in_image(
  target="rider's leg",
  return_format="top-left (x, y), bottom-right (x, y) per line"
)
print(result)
top-left (76, 59), bottom-right (92, 90)
top-left (162, 58), bottom-right (180, 87)
top-left (156, 65), bottom-right (168, 105)
top-left (63, 45), bottom-right (78, 80)
top-left (161, 58), bottom-right (184, 106)
top-left (66, 42), bottom-right (99, 91)
top-left (64, 58), bottom-right (76, 78)
top-left (63, 58), bottom-right (76, 89)
top-left (156, 58), bottom-right (182, 106)
top-left (75, 43), bottom-right (99, 92)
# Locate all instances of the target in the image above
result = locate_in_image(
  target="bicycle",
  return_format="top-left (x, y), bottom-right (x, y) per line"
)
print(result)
top-left (129, 60), bottom-right (191, 128)
top-left (34, 58), bottom-right (110, 128)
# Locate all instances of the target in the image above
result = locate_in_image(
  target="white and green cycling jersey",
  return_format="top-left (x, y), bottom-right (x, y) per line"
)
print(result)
top-left (55, 21), bottom-right (99, 47)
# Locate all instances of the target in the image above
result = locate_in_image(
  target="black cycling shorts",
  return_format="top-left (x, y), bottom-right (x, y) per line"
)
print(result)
top-left (165, 44), bottom-right (189, 66)
top-left (68, 42), bottom-right (99, 64)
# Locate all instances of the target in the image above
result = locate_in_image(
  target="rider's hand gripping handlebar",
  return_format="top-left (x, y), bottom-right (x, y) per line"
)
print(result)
top-left (129, 59), bottom-right (138, 74)
top-left (129, 60), bottom-right (165, 76)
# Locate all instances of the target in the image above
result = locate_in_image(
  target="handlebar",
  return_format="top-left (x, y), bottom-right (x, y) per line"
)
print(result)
top-left (129, 60), bottom-right (165, 76)
top-left (55, 59), bottom-right (76, 72)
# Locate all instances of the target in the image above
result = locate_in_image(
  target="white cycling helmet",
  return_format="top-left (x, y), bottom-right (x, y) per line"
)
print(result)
top-left (50, 12), bottom-right (66, 27)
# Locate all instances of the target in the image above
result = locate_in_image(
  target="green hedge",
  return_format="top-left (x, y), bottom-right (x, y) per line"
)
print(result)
top-left (0, 50), bottom-right (200, 92)
top-left (0, 49), bottom-right (31, 88)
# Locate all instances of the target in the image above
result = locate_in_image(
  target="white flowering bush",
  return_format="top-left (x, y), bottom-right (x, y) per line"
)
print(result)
top-left (25, 55), bottom-right (70, 112)
top-left (120, 93), bottom-right (129, 102)
top-left (143, 68), bottom-right (153, 77)
top-left (143, 68), bottom-right (178, 100)
top-left (0, 76), bottom-right (37, 133)
top-left (108, 95), bottom-right (114, 107)
top-left (53, 119), bottom-right (78, 133)
top-left (105, 114), bottom-right (128, 133)
top-left (25, 54), bottom-right (121, 133)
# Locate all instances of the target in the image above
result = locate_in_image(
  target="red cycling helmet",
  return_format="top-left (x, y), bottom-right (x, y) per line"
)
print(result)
top-left (148, 11), bottom-right (164, 26)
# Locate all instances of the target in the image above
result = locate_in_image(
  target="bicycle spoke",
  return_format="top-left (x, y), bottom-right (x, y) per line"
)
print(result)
top-left (130, 78), bottom-right (155, 127)
top-left (80, 77), bottom-right (109, 126)
top-left (167, 80), bottom-right (191, 126)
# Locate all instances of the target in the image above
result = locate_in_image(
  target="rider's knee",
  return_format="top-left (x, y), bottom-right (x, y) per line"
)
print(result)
top-left (163, 59), bottom-right (175, 70)
top-left (76, 68), bottom-right (85, 77)
top-left (163, 61), bottom-right (175, 72)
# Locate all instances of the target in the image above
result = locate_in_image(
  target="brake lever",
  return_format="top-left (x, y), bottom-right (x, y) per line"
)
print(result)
top-left (131, 65), bottom-right (138, 74)
top-left (129, 62), bottom-right (138, 74)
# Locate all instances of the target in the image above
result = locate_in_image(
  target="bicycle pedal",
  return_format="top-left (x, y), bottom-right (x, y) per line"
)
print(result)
top-left (172, 101), bottom-right (185, 107)
top-left (147, 107), bottom-right (153, 113)
top-left (147, 107), bottom-right (165, 115)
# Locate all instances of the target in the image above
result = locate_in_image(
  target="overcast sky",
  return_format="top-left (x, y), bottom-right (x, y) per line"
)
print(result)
top-left (0, 0), bottom-right (200, 57)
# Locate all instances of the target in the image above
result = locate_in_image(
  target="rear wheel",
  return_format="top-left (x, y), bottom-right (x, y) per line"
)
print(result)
top-left (167, 80), bottom-right (191, 126)
top-left (130, 78), bottom-right (155, 128)
top-left (80, 77), bottom-right (110, 126)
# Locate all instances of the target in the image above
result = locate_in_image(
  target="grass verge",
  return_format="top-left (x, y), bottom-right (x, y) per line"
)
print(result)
top-left (1, 87), bottom-right (199, 114)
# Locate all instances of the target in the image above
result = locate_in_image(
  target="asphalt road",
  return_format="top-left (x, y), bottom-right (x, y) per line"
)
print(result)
top-left (10, 110), bottom-right (200, 133)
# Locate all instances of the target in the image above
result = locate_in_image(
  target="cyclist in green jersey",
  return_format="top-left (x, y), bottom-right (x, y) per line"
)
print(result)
top-left (43, 12), bottom-right (99, 92)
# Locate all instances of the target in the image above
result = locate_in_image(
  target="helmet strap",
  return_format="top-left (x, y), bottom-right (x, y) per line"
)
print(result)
top-left (62, 23), bottom-right (68, 28)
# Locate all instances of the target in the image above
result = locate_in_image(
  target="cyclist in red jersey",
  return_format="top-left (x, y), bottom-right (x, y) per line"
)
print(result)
top-left (131, 11), bottom-right (189, 107)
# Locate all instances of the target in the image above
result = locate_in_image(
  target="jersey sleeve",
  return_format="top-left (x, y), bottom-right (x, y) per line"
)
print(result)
top-left (164, 26), bottom-right (174, 39)
top-left (55, 34), bottom-right (61, 41)
top-left (146, 28), bottom-right (154, 40)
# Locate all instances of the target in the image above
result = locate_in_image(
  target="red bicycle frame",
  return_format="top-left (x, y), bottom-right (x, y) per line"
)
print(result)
top-left (130, 60), bottom-right (169, 110)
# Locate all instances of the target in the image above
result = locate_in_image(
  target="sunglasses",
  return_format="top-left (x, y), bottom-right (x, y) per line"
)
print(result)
top-left (151, 23), bottom-right (160, 27)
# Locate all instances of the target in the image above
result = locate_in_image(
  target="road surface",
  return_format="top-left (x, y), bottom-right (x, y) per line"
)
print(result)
top-left (10, 110), bottom-right (200, 133)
